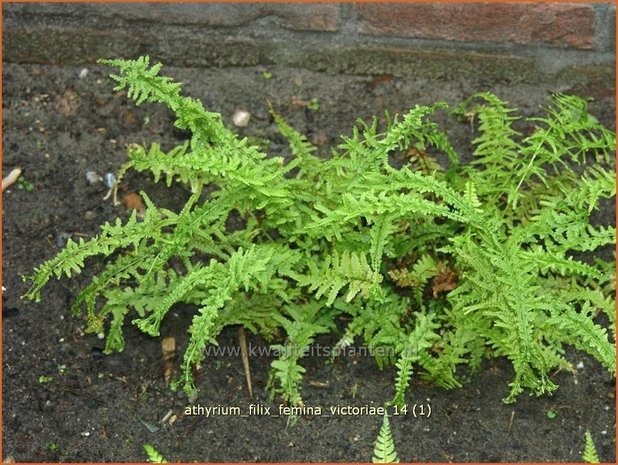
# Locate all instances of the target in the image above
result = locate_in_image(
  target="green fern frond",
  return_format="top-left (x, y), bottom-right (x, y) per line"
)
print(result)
top-left (23, 204), bottom-right (176, 303)
top-left (269, 105), bottom-right (320, 174)
top-left (369, 214), bottom-right (398, 273)
top-left (143, 444), bottom-right (167, 463)
top-left (100, 56), bottom-right (181, 107)
top-left (549, 303), bottom-right (616, 375)
top-left (460, 92), bottom-right (522, 175)
top-left (268, 302), bottom-right (335, 405)
top-left (392, 312), bottom-right (441, 407)
top-left (583, 430), bottom-right (600, 463)
top-left (300, 251), bottom-right (383, 305)
top-left (372, 413), bottom-right (399, 463)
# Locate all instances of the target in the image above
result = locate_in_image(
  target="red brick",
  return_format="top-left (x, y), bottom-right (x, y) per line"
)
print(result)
top-left (357, 3), bottom-right (595, 50)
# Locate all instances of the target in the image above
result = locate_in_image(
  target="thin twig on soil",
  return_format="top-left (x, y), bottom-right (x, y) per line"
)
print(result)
top-left (238, 326), bottom-right (253, 398)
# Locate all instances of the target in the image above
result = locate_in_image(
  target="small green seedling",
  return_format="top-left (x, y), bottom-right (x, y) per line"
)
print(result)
top-left (144, 444), bottom-right (167, 463)
top-left (17, 177), bottom-right (34, 192)
top-left (583, 430), bottom-right (600, 463)
top-left (38, 375), bottom-right (53, 384)
top-left (308, 97), bottom-right (319, 111)
top-left (262, 70), bottom-right (272, 80)
top-left (350, 382), bottom-right (358, 399)
top-left (546, 409), bottom-right (557, 419)
top-left (372, 413), bottom-right (399, 463)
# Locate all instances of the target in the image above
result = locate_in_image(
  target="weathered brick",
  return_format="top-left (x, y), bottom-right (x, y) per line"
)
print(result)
top-left (259, 4), bottom-right (339, 32)
top-left (133, 4), bottom-right (340, 31)
top-left (357, 3), bottom-right (595, 50)
top-left (3, 3), bottom-right (339, 32)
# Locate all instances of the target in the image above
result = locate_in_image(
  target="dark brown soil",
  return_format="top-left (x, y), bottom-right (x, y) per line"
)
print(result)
top-left (2, 62), bottom-right (616, 462)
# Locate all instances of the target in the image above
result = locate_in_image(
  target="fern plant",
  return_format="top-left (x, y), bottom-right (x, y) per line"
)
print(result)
top-left (143, 444), bottom-right (167, 463)
top-left (583, 430), bottom-right (600, 463)
top-left (24, 56), bottom-right (616, 407)
top-left (372, 413), bottom-right (399, 463)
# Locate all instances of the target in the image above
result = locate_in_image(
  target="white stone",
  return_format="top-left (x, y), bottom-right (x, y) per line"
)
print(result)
top-left (232, 109), bottom-right (251, 127)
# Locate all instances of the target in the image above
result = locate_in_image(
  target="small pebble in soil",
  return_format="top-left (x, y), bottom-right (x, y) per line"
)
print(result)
top-left (85, 171), bottom-right (102, 185)
top-left (84, 210), bottom-right (97, 221)
top-left (56, 232), bottom-right (71, 248)
top-left (232, 108), bottom-right (251, 127)
top-left (576, 361), bottom-right (584, 369)
top-left (104, 172), bottom-right (116, 188)
top-left (79, 68), bottom-right (89, 79)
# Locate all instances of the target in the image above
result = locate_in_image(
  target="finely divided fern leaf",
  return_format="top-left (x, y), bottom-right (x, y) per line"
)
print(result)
top-left (300, 251), bottom-right (383, 305)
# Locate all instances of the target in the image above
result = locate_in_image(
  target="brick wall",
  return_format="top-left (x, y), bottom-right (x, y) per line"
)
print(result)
top-left (357, 3), bottom-right (598, 50)
top-left (2, 3), bottom-right (615, 86)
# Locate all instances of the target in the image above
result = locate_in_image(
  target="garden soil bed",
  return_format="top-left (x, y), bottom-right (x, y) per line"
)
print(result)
top-left (2, 62), bottom-right (616, 462)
